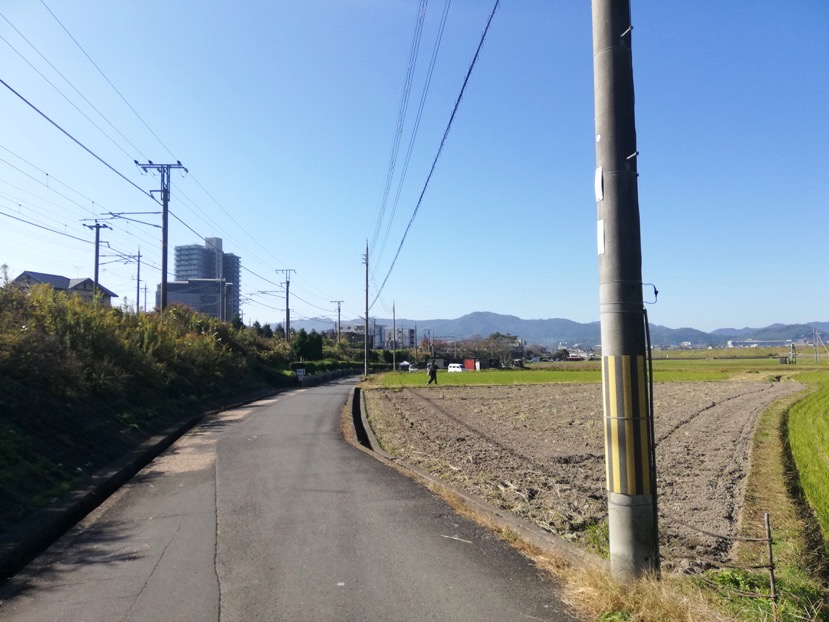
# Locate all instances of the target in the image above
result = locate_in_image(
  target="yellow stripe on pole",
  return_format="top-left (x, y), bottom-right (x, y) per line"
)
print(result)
top-left (607, 356), bottom-right (622, 492)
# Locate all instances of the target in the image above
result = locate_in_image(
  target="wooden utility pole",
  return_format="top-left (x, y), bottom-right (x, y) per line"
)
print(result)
top-left (592, 0), bottom-right (658, 580)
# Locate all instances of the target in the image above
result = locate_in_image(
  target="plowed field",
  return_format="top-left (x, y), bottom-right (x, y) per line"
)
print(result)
top-left (364, 380), bottom-right (802, 573)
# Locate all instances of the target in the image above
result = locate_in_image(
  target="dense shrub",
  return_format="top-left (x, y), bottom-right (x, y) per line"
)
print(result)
top-left (0, 284), bottom-right (303, 531)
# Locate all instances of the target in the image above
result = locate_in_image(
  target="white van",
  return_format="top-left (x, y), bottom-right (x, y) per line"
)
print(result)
top-left (447, 363), bottom-right (464, 372)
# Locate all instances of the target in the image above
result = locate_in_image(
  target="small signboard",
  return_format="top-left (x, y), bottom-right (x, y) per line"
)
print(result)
top-left (296, 368), bottom-right (305, 378)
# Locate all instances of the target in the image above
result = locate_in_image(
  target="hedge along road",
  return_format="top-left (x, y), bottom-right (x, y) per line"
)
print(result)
top-left (0, 377), bottom-right (577, 622)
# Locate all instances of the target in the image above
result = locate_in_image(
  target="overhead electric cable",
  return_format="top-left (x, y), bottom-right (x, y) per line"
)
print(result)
top-left (289, 291), bottom-right (336, 313)
top-left (174, 180), bottom-right (337, 307)
top-left (1, 155), bottom-right (99, 216)
top-left (32, 4), bottom-right (339, 311)
top-left (0, 77), bottom-right (154, 200)
top-left (0, 144), bottom-right (103, 209)
top-left (0, 21), bottom-right (146, 160)
top-left (370, 0), bottom-right (428, 253)
top-left (1, 208), bottom-right (94, 244)
top-left (374, 0), bottom-right (452, 268)
top-left (39, 0), bottom-right (177, 160)
top-left (188, 173), bottom-right (292, 269)
top-left (371, 0), bottom-right (500, 309)
top-left (168, 209), bottom-right (283, 289)
top-left (0, 174), bottom-right (91, 218)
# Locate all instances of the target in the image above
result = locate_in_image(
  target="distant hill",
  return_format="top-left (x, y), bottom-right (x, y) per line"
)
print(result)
top-left (289, 312), bottom-right (827, 348)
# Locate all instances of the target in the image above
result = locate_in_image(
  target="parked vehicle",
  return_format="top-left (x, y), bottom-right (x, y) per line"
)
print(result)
top-left (447, 363), bottom-right (463, 372)
top-left (408, 365), bottom-right (419, 372)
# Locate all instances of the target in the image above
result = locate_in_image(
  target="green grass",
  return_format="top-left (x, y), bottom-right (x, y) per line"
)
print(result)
top-left (787, 369), bottom-right (829, 541)
top-left (377, 358), bottom-right (795, 387)
top-left (380, 368), bottom-right (602, 386)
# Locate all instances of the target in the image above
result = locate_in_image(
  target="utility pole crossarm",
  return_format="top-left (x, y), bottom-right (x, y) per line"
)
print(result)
top-left (134, 160), bottom-right (187, 311)
top-left (83, 221), bottom-right (112, 300)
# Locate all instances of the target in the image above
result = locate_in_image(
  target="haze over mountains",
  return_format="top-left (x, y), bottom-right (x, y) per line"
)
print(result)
top-left (291, 312), bottom-right (829, 348)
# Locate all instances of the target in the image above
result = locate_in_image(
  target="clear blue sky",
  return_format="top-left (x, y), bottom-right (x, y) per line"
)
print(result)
top-left (2, 1), bottom-right (827, 333)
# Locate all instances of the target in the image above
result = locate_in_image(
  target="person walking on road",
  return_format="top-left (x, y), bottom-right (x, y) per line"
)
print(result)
top-left (427, 362), bottom-right (438, 385)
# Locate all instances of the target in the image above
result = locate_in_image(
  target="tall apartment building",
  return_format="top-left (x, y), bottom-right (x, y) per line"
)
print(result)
top-left (159, 237), bottom-right (241, 320)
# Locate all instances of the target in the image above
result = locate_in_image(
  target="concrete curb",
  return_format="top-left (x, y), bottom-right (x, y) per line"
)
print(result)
top-left (350, 386), bottom-right (608, 572)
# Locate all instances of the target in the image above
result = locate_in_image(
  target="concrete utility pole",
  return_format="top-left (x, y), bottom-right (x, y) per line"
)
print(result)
top-left (135, 248), bottom-right (141, 313)
top-left (84, 221), bottom-right (111, 300)
top-left (275, 269), bottom-right (295, 341)
top-left (392, 301), bottom-right (397, 371)
top-left (363, 243), bottom-right (369, 377)
top-left (134, 160), bottom-right (187, 310)
top-left (331, 300), bottom-right (343, 342)
top-left (591, 0), bottom-right (658, 580)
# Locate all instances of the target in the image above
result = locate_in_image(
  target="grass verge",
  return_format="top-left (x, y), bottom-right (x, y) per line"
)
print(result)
top-left (710, 376), bottom-right (828, 621)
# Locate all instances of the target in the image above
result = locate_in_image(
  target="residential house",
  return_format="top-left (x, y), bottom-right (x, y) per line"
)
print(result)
top-left (12, 271), bottom-right (118, 307)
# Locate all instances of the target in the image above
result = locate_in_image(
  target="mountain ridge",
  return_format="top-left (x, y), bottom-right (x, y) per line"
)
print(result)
top-left (288, 312), bottom-right (828, 347)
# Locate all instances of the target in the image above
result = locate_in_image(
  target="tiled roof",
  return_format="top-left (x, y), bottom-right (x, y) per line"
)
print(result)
top-left (16, 271), bottom-right (71, 289)
top-left (13, 271), bottom-right (118, 298)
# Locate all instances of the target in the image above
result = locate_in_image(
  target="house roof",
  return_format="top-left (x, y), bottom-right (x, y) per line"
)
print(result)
top-left (13, 271), bottom-right (118, 298)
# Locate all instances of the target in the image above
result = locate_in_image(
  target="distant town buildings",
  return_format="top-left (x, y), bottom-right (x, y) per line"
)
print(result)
top-left (389, 327), bottom-right (416, 349)
top-left (157, 237), bottom-right (241, 320)
top-left (12, 271), bottom-right (118, 307)
top-left (340, 322), bottom-right (388, 348)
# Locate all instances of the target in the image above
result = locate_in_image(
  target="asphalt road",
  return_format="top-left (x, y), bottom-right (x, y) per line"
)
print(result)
top-left (0, 378), bottom-right (577, 621)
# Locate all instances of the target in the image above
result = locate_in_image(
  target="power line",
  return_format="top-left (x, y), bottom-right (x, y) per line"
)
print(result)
top-left (0, 10), bottom-right (149, 160)
top-left (0, 77), bottom-right (154, 200)
top-left (0, 152), bottom-right (99, 216)
top-left (0, 201), bottom-right (157, 274)
top-left (168, 208), bottom-right (282, 289)
top-left (374, 0), bottom-right (452, 270)
top-left (370, 0), bottom-right (428, 253)
top-left (0, 208), bottom-right (94, 244)
top-left (371, 0), bottom-right (500, 309)
top-left (0, 23), bottom-right (142, 161)
top-left (39, 0), bottom-right (177, 161)
top-left (32, 2), bottom-right (346, 314)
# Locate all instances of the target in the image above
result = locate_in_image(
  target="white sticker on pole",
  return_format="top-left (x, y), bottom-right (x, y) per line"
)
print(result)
top-left (597, 219), bottom-right (605, 255)
top-left (594, 166), bottom-right (603, 202)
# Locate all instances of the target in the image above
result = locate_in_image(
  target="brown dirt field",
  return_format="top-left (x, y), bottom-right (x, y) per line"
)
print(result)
top-left (363, 381), bottom-right (803, 573)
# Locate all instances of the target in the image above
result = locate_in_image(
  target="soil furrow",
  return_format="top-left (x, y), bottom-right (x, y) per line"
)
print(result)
top-left (365, 380), bottom-right (802, 572)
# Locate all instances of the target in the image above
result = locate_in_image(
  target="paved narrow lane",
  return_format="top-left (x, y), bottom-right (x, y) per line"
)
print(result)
top-left (0, 379), bottom-right (577, 621)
